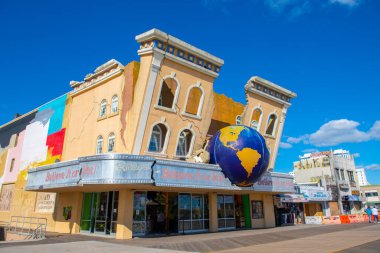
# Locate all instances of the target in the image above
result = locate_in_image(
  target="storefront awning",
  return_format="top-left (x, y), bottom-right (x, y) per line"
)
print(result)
top-left (275, 194), bottom-right (308, 203)
top-left (342, 195), bottom-right (361, 202)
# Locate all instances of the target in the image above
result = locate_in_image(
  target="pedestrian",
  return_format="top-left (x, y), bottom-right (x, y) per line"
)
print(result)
top-left (365, 206), bottom-right (373, 223)
top-left (371, 206), bottom-right (379, 223)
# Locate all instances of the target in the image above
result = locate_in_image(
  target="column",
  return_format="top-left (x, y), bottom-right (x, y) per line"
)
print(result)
top-left (116, 189), bottom-right (134, 239)
top-left (208, 192), bottom-right (218, 232)
top-left (263, 194), bottom-right (276, 228)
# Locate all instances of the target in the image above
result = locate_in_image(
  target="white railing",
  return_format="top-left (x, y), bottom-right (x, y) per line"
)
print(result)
top-left (7, 216), bottom-right (47, 240)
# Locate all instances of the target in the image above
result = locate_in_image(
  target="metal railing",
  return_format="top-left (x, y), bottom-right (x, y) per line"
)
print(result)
top-left (7, 216), bottom-right (47, 240)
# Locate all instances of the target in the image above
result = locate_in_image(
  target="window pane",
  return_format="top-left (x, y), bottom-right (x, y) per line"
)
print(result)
top-left (158, 79), bottom-right (177, 108)
top-left (217, 195), bottom-right (225, 218)
top-left (179, 194), bottom-right (191, 220)
top-left (192, 194), bottom-right (203, 219)
top-left (111, 96), bottom-right (118, 113)
top-left (185, 87), bottom-right (202, 115)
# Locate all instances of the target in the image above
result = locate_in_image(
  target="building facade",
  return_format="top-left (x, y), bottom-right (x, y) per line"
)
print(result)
top-left (360, 185), bottom-right (380, 209)
top-left (293, 149), bottom-right (362, 216)
top-left (0, 29), bottom-right (296, 239)
top-left (356, 167), bottom-right (369, 186)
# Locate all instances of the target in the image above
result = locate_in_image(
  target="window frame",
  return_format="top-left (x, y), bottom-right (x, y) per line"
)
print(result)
top-left (99, 100), bottom-right (107, 118)
top-left (96, 135), bottom-right (103, 154)
top-left (111, 95), bottom-right (118, 114)
top-left (250, 107), bottom-right (263, 131)
top-left (182, 84), bottom-right (205, 119)
top-left (155, 75), bottom-right (181, 112)
top-left (175, 128), bottom-right (195, 157)
top-left (265, 113), bottom-right (278, 137)
top-left (107, 132), bottom-right (115, 152)
top-left (147, 122), bottom-right (170, 154)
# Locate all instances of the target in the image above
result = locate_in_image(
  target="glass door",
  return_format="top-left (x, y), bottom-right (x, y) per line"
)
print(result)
top-left (80, 191), bottom-right (118, 236)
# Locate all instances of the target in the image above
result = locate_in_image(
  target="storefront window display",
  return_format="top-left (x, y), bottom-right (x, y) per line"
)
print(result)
top-left (133, 191), bottom-right (147, 236)
top-left (179, 193), bottom-right (209, 233)
top-left (218, 195), bottom-right (235, 230)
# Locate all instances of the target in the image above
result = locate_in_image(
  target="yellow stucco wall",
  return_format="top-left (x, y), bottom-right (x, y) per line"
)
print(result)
top-left (139, 57), bottom-right (216, 158)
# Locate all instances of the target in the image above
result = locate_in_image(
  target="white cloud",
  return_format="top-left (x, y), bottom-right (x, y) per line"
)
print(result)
top-left (329, 0), bottom-right (360, 7)
top-left (302, 148), bottom-right (319, 153)
top-left (286, 119), bottom-right (380, 148)
top-left (369, 121), bottom-right (380, 140)
top-left (309, 119), bottom-right (370, 147)
top-left (280, 142), bottom-right (293, 149)
top-left (287, 135), bottom-right (309, 144)
top-left (365, 164), bottom-right (380, 171)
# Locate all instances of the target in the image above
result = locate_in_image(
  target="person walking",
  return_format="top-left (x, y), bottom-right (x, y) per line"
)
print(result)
top-left (365, 206), bottom-right (373, 223)
top-left (371, 206), bottom-right (379, 223)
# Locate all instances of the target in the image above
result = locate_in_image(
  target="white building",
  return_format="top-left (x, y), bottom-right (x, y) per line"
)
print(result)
top-left (356, 167), bottom-right (369, 186)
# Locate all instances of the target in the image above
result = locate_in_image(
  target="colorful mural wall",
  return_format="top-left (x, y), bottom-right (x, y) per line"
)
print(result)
top-left (0, 94), bottom-right (69, 220)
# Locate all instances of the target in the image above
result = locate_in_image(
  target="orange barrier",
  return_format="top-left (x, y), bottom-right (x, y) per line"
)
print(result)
top-left (348, 214), bottom-right (361, 223)
top-left (340, 215), bottom-right (350, 224)
top-left (323, 216), bottom-right (341, 224)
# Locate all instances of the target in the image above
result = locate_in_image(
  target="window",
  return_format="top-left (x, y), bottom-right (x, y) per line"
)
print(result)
top-left (236, 115), bottom-right (241, 125)
top-left (365, 192), bottom-right (379, 197)
top-left (9, 158), bottom-right (15, 172)
top-left (251, 108), bottom-right (262, 130)
top-left (348, 171), bottom-right (355, 182)
top-left (14, 133), bottom-right (19, 146)
top-left (340, 170), bottom-right (345, 180)
top-left (96, 136), bottom-right (103, 154)
top-left (251, 200), bottom-right (264, 219)
top-left (176, 129), bottom-right (193, 156)
top-left (185, 87), bottom-right (203, 116)
top-left (99, 100), bottom-right (107, 117)
top-left (158, 78), bottom-right (178, 109)
top-left (108, 133), bottom-right (115, 152)
top-left (111, 96), bottom-right (118, 114)
top-left (265, 114), bottom-right (277, 136)
top-left (335, 168), bottom-right (340, 180)
top-left (148, 124), bottom-right (168, 153)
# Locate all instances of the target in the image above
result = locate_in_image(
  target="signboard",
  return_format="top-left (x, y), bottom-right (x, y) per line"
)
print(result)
top-left (275, 194), bottom-right (308, 203)
top-left (301, 188), bottom-right (332, 201)
top-left (252, 172), bottom-right (295, 193)
top-left (305, 216), bottom-right (323, 224)
top-left (0, 184), bottom-right (15, 211)
top-left (35, 192), bottom-right (56, 213)
top-left (26, 154), bottom-right (155, 190)
top-left (153, 159), bottom-right (235, 190)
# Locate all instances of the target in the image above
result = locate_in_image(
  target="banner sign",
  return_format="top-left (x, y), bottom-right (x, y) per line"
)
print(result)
top-left (26, 154), bottom-right (154, 190)
top-left (153, 159), bottom-right (236, 190)
top-left (301, 188), bottom-right (332, 201)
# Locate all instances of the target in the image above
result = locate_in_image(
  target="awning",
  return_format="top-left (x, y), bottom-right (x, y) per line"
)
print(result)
top-left (275, 194), bottom-right (308, 203)
top-left (342, 195), bottom-right (361, 202)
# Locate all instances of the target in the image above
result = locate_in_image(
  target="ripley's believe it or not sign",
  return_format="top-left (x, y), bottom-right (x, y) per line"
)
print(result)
top-left (26, 155), bottom-right (293, 193)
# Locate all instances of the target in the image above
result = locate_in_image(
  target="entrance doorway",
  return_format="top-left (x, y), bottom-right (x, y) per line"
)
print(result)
top-left (145, 191), bottom-right (178, 235)
top-left (234, 195), bottom-right (251, 229)
top-left (80, 191), bottom-right (119, 236)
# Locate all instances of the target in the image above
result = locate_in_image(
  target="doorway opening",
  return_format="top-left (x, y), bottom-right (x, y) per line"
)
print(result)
top-left (80, 191), bottom-right (119, 236)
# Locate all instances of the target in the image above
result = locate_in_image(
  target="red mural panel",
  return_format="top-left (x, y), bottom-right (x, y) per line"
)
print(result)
top-left (46, 128), bottom-right (66, 156)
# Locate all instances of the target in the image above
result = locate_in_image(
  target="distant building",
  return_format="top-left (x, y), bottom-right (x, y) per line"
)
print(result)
top-left (360, 185), bottom-right (380, 209)
top-left (293, 149), bottom-right (362, 215)
top-left (288, 170), bottom-right (296, 183)
top-left (356, 167), bottom-right (369, 186)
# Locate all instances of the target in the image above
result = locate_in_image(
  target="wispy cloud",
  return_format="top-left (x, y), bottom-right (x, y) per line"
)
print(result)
top-left (282, 119), bottom-right (380, 147)
top-left (280, 142), bottom-right (293, 149)
top-left (329, 0), bottom-right (361, 7)
top-left (201, 0), bottom-right (363, 17)
top-left (365, 164), bottom-right (380, 171)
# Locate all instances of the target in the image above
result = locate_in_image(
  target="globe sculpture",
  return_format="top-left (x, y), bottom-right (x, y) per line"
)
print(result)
top-left (208, 125), bottom-right (270, 187)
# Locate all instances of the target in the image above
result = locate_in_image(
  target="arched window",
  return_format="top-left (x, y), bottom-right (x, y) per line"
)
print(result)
top-left (176, 129), bottom-right (193, 157)
top-left (96, 135), bottom-right (103, 154)
top-left (236, 115), bottom-right (241, 125)
top-left (108, 133), bottom-right (115, 152)
top-left (111, 95), bottom-right (118, 114)
top-left (99, 100), bottom-right (107, 117)
top-left (148, 124), bottom-right (168, 153)
top-left (158, 78), bottom-right (178, 109)
top-left (265, 114), bottom-right (277, 136)
top-left (185, 87), bottom-right (203, 116)
top-left (251, 108), bottom-right (262, 130)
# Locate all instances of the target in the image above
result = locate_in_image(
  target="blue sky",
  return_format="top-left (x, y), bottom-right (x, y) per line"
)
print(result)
top-left (1, 0), bottom-right (379, 183)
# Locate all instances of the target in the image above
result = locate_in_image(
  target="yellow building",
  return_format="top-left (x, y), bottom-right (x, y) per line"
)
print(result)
top-left (0, 29), bottom-right (296, 239)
